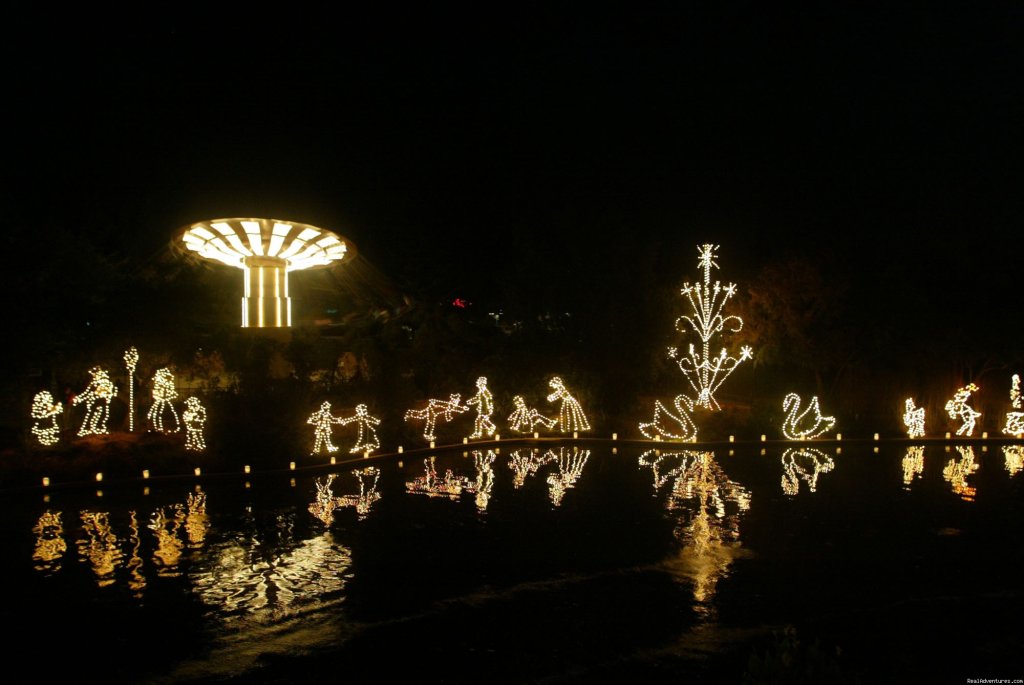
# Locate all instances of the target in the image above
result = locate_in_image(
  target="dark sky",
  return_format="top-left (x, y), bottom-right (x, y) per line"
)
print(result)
top-left (5, 6), bottom-right (1023, 321)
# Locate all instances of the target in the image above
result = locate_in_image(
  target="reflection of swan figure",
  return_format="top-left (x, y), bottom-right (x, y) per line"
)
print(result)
top-left (639, 395), bottom-right (697, 441)
top-left (780, 447), bottom-right (835, 495)
top-left (781, 393), bottom-right (835, 440)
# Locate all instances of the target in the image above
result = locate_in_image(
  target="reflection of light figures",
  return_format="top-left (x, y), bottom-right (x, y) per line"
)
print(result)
top-left (464, 451), bottom-right (496, 512)
top-left (901, 446), bottom-right (925, 489)
top-left (781, 393), bottom-right (835, 440)
top-left (945, 383), bottom-right (981, 437)
top-left (150, 505), bottom-right (186, 577)
top-left (405, 456), bottom-right (465, 500)
top-left (185, 490), bottom-right (209, 547)
top-left (127, 511), bottom-right (145, 598)
top-left (146, 367), bottom-right (180, 433)
top-left (903, 398), bottom-right (926, 439)
top-left (507, 395), bottom-right (555, 433)
top-left (943, 445), bottom-right (979, 501)
top-left (73, 367), bottom-right (117, 436)
top-left (30, 391), bottom-right (63, 446)
top-left (546, 377), bottom-right (590, 433)
top-left (639, 395), bottom-right (697, 441)
top-left (545, 447), bottom-right (590, 506)
top-left (508, 449), bottom-right (556, 488)
top-left (780, 447), bottom-right (835, 495)
top-left (32, 511), bottom-right (66, 573)
top-left (1003, 374), bottom-right (1024, 438)
top-left (77, 511), bottom-right (123, 587)
top-left (336, 467), bottom-right (383, 519)
top-left (308, 401), bottom-right (341, 454)
top-left (1004, 445), bottom-right (1024, 477)
top-left (309, 474), bottom-right (344, 525)
top-left (404, 394), bottom-right (467, 442)
top-left (466, 376), bottom-right (497, 439)
top-left (337, 403), bottom-right (381, 454)
top-left (124, 346), bottom-right (138, 432)
top-left (182, 397), bottom-right (207, 451)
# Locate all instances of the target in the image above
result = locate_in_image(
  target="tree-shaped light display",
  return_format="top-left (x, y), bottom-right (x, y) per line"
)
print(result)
top-left (182, 397), bottom-right (207, 452)
top-left (466, 376), bottom-right (497, 439)
top-left (901, 446), bottom-right (925, 490)
top-left (507, 396), bottom-right (555, 433)
top-left (73, 366), bottom-right (117, 436)
top-left (404, 394), bottom-right (467, 443)
top-left (1003, 374), bottom-right (1024, 438)
top-left (30, 391), bottom-right (63, 446)
top-left (146, 367), bottom-right (180, 433)
top-left (308, 401), bottom-right (341, 454)
top-left (781, 393), bottom-right (835, 440)
top-left (902, 398), bottom-right (926, 439)
top-left (124, 347), bottom-right (139, 432)
top-left (945, 383), bottom-right (981, 437)
top-left (546, 377), bottom-right (590, 433)
top-left (337, 403), bottom-right (381, 454)
top-left (640, 244), bottom-right (751, 439)
top-left (780, 447), bottom-right (835, 495)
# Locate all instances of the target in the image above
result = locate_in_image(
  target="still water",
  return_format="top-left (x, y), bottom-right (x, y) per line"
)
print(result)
top-left (3, 443), bottom-right (1023, 683)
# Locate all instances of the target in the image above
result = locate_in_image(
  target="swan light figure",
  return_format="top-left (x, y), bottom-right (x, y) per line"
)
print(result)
top-left (639, 395), bottom-right (698, 441)
top-left (781, 392), bottom-right (835, 440)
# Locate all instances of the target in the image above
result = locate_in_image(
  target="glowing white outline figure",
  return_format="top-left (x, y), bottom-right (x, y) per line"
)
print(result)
top-left (73, 366), bottom-right (117, 436)
top-left (903, 398), bottom-right (926, 439)
top-left (901, 446), bottom-right (925, 489)
top-left (337, 403), bottom-right (381, 454)
top-left (466, 376), bottom-right (496, 439)
top-left (146, 367), bottom-right (180, 433)
top-left (545, 447), bottom-right (590, 507)
top-left (182, 396), bottom-right (207, 452)
top-left (781, 393), bottom-right (835, 440)
top-left (308, 401), bottom-right (341, 454)
top-left (1003, 445), bottom-right (1024, 477)
top-left (507, 395), bottom-right (555, 433)
top-left (780, 447), bottom-right (835, 495)
top-left (404, 394), bottom-right (467, 443)
top-left (1003, 374), bottom-right (1024, 438)
top-left (943, 445), bottom-right (979, 501)
top-left (30, 391), bottom-right (63, 446)
top-left (945, 383), bottom-right (981, 437)
top-left (546, 377), bottom-right (590, 433)
top-left (639, 395), bottom-right (697, 441)
top-left (124, 347), bottom-right (139, 432)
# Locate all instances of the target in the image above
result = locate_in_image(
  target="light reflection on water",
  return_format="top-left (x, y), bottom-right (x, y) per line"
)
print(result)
top-left (32, 511), bottom-right (65, 573)
top-left (902, 446), bottom-right (925, 489)
top-left (943, 445), bottom-right (979, 501)
top-left (1004, 445), bottom-right (1024, 476)
top-left (780, 447), bottom-right (835, 495)
top-left (405, 450), bottom-right (499, 511)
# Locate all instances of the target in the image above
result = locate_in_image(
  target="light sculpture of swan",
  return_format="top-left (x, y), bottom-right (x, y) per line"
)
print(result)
top-left (781, 392), bottom-right (835, 440)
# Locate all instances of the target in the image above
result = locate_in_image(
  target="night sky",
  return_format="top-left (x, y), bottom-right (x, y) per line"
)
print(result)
top-left (4, 6), bottom-right (1023, 342)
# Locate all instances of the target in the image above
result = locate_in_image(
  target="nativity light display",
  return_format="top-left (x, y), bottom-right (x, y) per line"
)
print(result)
top-left (308, 401), bottom-right (341, 454)
top-left (73, 366), bottom-right (117, 436)
top-left (903, 398), bottom-right (926, 439)
top-left (507, 396), bottom-right (555, 433)
top-left (546, 377), bottom-right (590, 433)
top-left (781, 392), bottom-right (836, 440)
top-left (404, 394), bottom-right (467, 443)
top-left (945, 383), bottom-right (981, 437)
top-left (337, 404), bottom-right (381, 454)
top-left (176, 218), bottom-right (354, 328)
top-left (146, 367), bottom-right (180, 433)
top-left (466, 376), bottom-right (497, 439)
top-left (30, 391), bottom-right (62, 446)
top-left (1003, 374), bottom-right (1024, 438)
top-left (124, 346), bottom-right (139, 432)
top-left (182, 397), bottom-right (207, 452)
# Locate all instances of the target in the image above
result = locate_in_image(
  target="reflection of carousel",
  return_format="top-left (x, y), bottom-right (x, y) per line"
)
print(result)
top-left (638, 450), bottom-right (751, 605)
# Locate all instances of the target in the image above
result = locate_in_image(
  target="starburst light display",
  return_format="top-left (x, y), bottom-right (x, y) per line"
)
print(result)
top-left (507, 396), bottom-right (555, 433)
top-left (337, 404), bottom-right (381, 454)
top-left (124, 347), bottom-right (139, 431)
top-left (945, 383), bottom-right (981, 437)
top-left (146, 368), bottom-right (180, 433)
top-left (73, 367), bottom-right (117, 436)
top-left (1003, 374), bottom-right (1024, 438)
top-left (308, 401), bottom-right (341, 454)
top-left (30, 391), bottom-right (63, 446)
top-left (182, 397), bottom-right (207, 452)
top-left (781, 393), bottom-right (835, 440)
top-left (546, 377), bottom-right (590, 433)
top-left (466, 377), bottom-right (497, 439)
top-left (903, 398), bottom-right (926, 439)
top-left (404, 394), bottom-right (467, 443)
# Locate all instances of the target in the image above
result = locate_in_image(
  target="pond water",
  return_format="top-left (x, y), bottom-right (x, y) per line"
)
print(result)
top-left (3, 442), bottom-right (1023, 684)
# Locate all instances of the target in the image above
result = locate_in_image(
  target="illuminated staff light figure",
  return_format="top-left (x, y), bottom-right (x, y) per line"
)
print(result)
top-left (146, 367), bottom-right (180, 433)
top-left (124, 346), bottom-right (139, 432)
top-left (781, 392), bottom-right (835, 440)
top-left (73, 366), bottom-right (117, 436)
top-left (507, 395), bottom-right (555, 433)
top-left (308, 401), bottom-right (341, 454)
top-left (182, 397), bottom-right (207, 452)
top-left (30, 391), bottom-right (63, 446)
top-left (903, 398), bottom-right (926, 439)
top-left (404, 394), bottom-right (467, 443)
top-left (466, 376), bottom-right (497, 439)
top-left (945, 383), bottom-right (981, 437)
top-left (546, 377), bottom-right (590, 433)
top-left (337, 403), bottom-right (381, 454)
top-left (1003, 374), bottom-right (1024, 438)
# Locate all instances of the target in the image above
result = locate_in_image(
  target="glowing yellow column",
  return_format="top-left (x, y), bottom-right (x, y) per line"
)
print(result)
top-left (242, 257), bottom-right (290, 328)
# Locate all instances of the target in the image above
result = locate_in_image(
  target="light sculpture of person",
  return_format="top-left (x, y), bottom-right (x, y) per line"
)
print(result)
top-left (73, 366), bottom-right (117, 436)
top-left (546, 377), bottom-right (590, 433)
